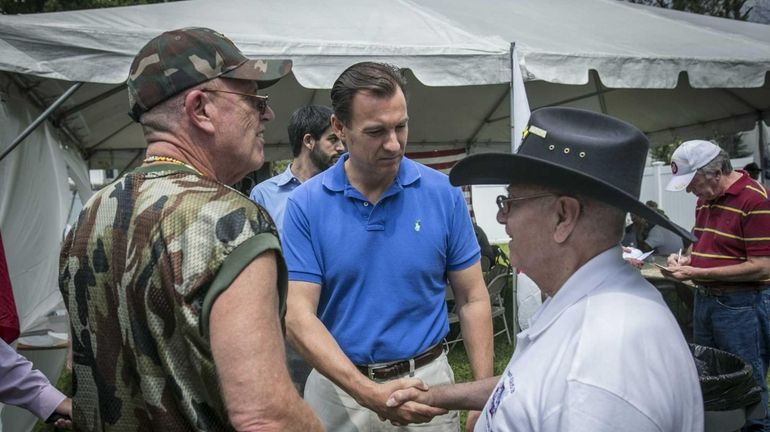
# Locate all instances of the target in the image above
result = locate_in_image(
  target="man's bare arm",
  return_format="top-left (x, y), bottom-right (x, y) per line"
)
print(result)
top-left (387, 376), bottom-right (501, 412)
top-left (448, 262), bottom-right (494, 431)
top-left (448, 262), bottom-right (494, 382)
top-left (664, 256), bottom-right (770, 283)
top-left (286, 280), bottom-right (447, 425)
top-left (210, 251), bottom-right (324, 432)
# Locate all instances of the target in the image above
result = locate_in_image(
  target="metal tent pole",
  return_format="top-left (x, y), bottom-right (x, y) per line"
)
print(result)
top-left (508, 42), bottom-right (520, 346)
top-left (0, 82), bottom-right (83, 163)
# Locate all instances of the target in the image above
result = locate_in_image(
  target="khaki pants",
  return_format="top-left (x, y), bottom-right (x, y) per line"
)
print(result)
top-left (304, 352), bottom-right (459, 431)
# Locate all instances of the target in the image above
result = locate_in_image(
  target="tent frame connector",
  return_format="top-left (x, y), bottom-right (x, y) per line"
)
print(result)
top-left (0, 81), bottom-right (83, 163)
top-left (544, 87), bottom-right (615, 109)
top-left (466, 88), bottom-right (509, 153)
top-left (723, 89), bottom-right (760, 111)
top-left (646, 111), bottom-right (766, 138)
top-left (591, 70), bottom-right (608, 114)
top-left (3, 73), bottom-right (83, 149)
top-left (53, 84), bottom-right (125, 127)
top-left (84, 120), bottom-right (134, 156)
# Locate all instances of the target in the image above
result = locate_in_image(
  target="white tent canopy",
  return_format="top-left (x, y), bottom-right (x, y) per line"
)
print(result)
top-left (0, 0), bottom-right (511, 86)
top-left (0, 0), bottom-right (768, 171)
top-left (0, 0), bottom-right (514, 169)
top-left (423, 0), bottom-right (770, 147)
top-left (428, 0), bottom-right (770, 88)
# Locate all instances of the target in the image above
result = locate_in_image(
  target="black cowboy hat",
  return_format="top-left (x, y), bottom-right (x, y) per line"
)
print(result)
top-left (450, 107), bottom-right (695, 242)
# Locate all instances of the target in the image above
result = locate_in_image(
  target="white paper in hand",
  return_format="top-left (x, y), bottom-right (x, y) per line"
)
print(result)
top-left (622, 247), bottom-right (654, 261)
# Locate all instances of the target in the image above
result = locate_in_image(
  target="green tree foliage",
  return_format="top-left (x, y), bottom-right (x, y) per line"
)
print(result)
top-left (649, 132), bottom-right (750, 164)
top-left (625, 0), bottom-right (752, 20)
top-left (1, 0), bottom-right (174, 14)
top-left (649, 141), bottom-right (682, 164)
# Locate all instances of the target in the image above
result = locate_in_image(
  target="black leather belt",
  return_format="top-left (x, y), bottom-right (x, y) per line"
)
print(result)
top-left (356, 344), bottom-right (443, 381)
top-left (695, 284), bottom-right (768, 296)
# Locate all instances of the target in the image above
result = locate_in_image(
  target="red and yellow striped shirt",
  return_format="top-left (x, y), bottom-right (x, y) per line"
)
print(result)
top-left (691, 171), bottom-right (770, 269)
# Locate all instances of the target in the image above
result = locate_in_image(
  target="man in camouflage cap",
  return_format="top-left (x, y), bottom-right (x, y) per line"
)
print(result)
top-left (59, 27), bottom-right (323, 431)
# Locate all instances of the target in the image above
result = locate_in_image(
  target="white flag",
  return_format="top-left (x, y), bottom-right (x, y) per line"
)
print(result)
top-left (511, 46), bottom-right (531, 152)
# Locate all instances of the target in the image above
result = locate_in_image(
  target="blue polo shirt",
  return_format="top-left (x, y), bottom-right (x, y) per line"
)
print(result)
top-left (282, 154), bottom-right (480, 364)
top-left (249, 164), bottom-right (301, 233)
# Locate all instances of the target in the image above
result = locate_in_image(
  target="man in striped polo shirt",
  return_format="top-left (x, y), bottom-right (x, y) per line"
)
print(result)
top-left (664, 139), bottom-right (770, 431)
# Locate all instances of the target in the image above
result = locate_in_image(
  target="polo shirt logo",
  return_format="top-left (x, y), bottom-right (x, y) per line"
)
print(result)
top-left (487, 369), bottom-right (515, 421)
top-left (414, 219), bottom-right (421, 232)
top-left (488, 383), bottom-right (505, 417)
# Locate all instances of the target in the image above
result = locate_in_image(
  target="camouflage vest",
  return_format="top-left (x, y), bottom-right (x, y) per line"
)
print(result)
top-left (59, 164), bottom-right (285, 431)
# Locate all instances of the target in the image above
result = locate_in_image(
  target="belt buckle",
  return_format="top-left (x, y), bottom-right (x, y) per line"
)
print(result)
top-left (367, 366), bottom-right (376, 380)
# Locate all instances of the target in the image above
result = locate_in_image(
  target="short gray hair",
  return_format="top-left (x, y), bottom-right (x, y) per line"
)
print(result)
top-left (139, 80), bottom-right (212, 135)
top-left (698, 149), bottom-right (732, 177)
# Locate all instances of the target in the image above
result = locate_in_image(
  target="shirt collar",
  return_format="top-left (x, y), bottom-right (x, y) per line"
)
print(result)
top-left (722, 170), bottom-right (751, 198)
top-left (275, 163), bottom-right (299, 187)
top-left (322, 154), bottom-right (421, 193)
top-left (524, 246), bottom-right (627, 340)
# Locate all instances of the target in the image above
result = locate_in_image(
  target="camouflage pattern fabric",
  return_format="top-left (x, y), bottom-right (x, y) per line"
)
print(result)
top-left (59, 165), bottom-right (285, 431)
top-left (127, 27), bottom-right (291, 121)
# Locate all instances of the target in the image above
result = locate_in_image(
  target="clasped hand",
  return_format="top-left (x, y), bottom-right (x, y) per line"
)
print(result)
top-left (363, 377), bottom-right (446, 426)
top-left (386, 382), bottom-right (482, 431)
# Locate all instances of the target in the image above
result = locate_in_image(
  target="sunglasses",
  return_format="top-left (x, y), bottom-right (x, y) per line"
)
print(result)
top-left (201, 89), bottom-right (269, 115)
top-left (496, 193), bottom-right (554, 215)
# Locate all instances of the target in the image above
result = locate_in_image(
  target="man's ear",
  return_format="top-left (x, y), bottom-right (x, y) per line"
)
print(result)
top-left (303, 133), bottom-right (315, 151)
top-left (330, 114), bottom-right (345, 141)
top-left (184, 90), bottom-right (215, 134)
top-left (553, 196), bottom-right (581, 244)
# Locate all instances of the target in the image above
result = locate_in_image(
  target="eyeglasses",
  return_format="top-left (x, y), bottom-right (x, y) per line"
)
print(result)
top-left (201, 89), bottom-right (269, 115)
top-left (496, 193), bottom-right (554, 215)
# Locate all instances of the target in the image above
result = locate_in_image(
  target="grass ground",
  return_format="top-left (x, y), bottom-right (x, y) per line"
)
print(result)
top-left (447, 335), bottom-right (516, 429)
top-left (446, 242), bottom-right (516, 428)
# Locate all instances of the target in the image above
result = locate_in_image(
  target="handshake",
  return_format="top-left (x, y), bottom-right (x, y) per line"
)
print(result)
top-left (362, 376), bottom-right (447, 426)
top-left (360, 375), bottom-right (494, 429)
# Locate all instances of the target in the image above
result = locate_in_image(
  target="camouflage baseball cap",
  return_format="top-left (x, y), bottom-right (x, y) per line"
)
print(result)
top-left (127, 27), bottom-right (292, 121)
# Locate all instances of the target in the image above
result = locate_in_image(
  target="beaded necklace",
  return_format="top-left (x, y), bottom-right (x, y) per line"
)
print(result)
top-left (143, 155), bottom-right (201, 175)
top-left (141, 155), bottom-right (251, 198)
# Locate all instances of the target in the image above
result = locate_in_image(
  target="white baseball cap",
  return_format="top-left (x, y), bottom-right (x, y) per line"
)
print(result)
top-left (665, 140), bottom-right (721, 192)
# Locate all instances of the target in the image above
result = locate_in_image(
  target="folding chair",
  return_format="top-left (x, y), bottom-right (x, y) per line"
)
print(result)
top-left (487, 271), bottom-right (513, 345)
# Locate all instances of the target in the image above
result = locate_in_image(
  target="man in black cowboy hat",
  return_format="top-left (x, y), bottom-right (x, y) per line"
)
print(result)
top-left (387, 107), bottom-right (703, 431)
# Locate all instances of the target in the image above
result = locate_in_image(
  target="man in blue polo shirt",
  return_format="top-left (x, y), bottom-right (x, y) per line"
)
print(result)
top-left (250, 105), bottom-right (344, 397)
top-left (250, 105), bottom-right (344, 233)
top-left (282, 62), bottom-right (494, 430)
